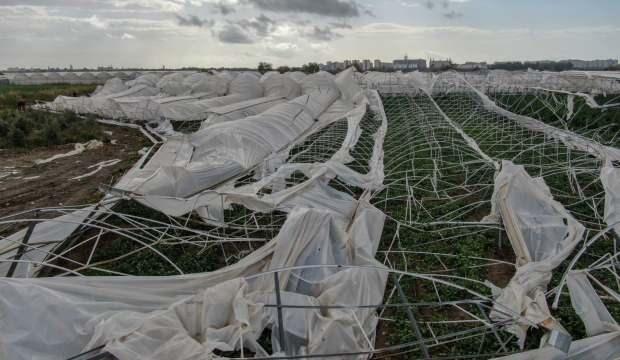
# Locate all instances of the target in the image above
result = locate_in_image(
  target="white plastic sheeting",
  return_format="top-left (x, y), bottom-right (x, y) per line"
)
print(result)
top-left (182, 72), bottom-right (229, 97)
top-left (114, 94), bottom-right (209, 123)
top-left (488, 161), bottom-right (585, 348)
top-left (113, 70), bottom-right (381, 223)
top-left (566, 271), bottom-right (619, 336)
top-left (287, 71), bottom-right (307, 83)
top-left (202, 96), bottom-right (288, 126)
top-left (34, 140), bottom-right (103, 165)
top-left (94, 78), bottom-right (128, 97)
top-left (0, 206), bottom-right (95, 278)
top-left (152, 72), bottom-right (264, 122)
top-left (260, 72), bottom-right (302, 99)
top-left (229, 72), bottom-right (263, 97)
top-left (493, 331), bottom-right (620, 360)
top-left (126, 73), bottom-right (162, 88)
top-left (601, 164), bottom-right (620, 234)
top-left (1, 67), bottom-right (390, 359)
top-left (48, 84), bottom-right (160, 118)
top-left (115, 71), bottom-right (345, 200)
top-left (43, 71), bottom-right (304, 124)
top-left (156, 72), bottom-right (194, 96)
top-left (0, 202), bottom-right (388, 360)
top-left (128, 93), bottom-right (338, 197)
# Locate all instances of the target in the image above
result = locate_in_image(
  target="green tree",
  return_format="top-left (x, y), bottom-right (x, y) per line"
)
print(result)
top-left (258, 62), bottom-right (273, 74)
top-left (277, 66), bottom-right (291, 74)
top-left (301, 63), bottom-right (320, 74)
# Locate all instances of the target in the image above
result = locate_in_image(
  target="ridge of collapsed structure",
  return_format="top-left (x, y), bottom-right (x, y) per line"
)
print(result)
top-left (0, 68), bottom-right (619, 359)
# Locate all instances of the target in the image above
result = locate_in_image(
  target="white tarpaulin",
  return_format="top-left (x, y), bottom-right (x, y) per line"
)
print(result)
top-left (114, 71), bottom-right (382, 222)
top-left (566, 271), bottom-right (619, 336)
top-left (116, 71), bottom-right (346, 199)
top-left (601, 164), bottom-right (620, 234)
top-left (493, 331), bottom-right (620, 360)
top-left (202, 96), bottom-right (288, 126)
top-left (94, 78), bottom-right (128, 97)
top-left (156, 72), bottom-right (194, 96)
top-left (0, 202), bottom-right (387, 360)
top-left (488, 161), bottom-right (585, 348)
top-left (0, 206), bottom-right (95, 278)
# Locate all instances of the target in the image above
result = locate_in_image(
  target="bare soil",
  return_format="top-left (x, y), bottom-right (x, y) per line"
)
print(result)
top-left (0, 124), bottom-right (149, 218)
top-left (486, 243), bottom-right (516, 288)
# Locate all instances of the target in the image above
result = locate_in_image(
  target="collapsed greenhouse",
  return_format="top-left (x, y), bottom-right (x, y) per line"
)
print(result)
top-left (1, 68), bottom-right (620, 359)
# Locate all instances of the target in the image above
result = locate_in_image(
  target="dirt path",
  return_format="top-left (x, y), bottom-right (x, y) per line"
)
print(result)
top-left (0, 124), bottom-right (150, 218)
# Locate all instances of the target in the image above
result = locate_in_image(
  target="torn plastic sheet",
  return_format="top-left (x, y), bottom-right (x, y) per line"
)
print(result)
top-left (0, 203), bottom-right (388, 360)
top-left (493, 331), bottom-right (620, 360)
top-left (488, 161), bottom-right (585, 348)
top-left (71, 159), bottom-right (122, 180)
top-left (114, 94), bottom-right (207, 123)
top-left (0, 206), bottom-right (96, 277)
top-left (84, 205), bottom-right (387, 360)
top-left (34, 140), bottom-right (103, 165)
top-left (126, 164), bottom-right (359, 223)
top-left (566, 271), bottom-right (619, 337)
top-left (202, 96), bottom-right (288, 127)
top-left (67, 85), bottom-right (160, 118)
top-left (114, 71), bottom-right (347, 199)
top-left (112, 90), bottom-right (384, 222)
top-left (601, 164), bottom-right (620, 234)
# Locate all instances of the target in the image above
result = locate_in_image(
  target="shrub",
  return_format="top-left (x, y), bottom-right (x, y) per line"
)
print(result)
top-left (10, 126), bottom-right (25, 147)
top-left (43, 121), bottom-right (61, 146)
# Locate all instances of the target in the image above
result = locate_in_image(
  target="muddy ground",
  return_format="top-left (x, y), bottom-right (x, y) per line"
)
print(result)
top-left (0, 124), bottom-right (150, 218)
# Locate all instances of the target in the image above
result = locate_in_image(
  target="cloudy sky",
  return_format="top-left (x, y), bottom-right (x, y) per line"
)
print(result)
top-left (1, 0), bottom-right (619, 69)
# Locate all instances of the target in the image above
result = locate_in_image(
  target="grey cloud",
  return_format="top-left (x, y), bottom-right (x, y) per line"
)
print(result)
top-left (212, 1), bottom-right (236, 15)
top-left (421, 0), bottom-right (466, 19)
top-left (217, 24), bottom-right (254, 43)
top-left (235, 14), bottom-right (274, 37)
top-left (176, 14), bottom-right (214, 27)
top-left (247, 0), bottom-right (360, 17)
top-left (306, 26), bottom-right (342, 41)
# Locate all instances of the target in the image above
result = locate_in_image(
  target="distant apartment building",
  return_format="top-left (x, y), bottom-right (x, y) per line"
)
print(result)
top-left (320, 61), bottom-right (347, 72)
top-left (393, 56), bottom-right (427, 71)
top-left (430, 59), bottom-right (452, 71)
top-left (457, 62), bottom-right (488, 71)
top-left (362, 59), bottom-right (372, 71)
top-left (374, 59), bottom-right (382, 70)
top-left (566, 59), bottom-right (618, 70)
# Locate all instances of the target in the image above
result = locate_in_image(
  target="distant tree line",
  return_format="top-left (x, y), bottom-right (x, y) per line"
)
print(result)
top-left (257, 62), bottom-right (320, 75)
